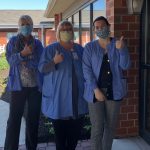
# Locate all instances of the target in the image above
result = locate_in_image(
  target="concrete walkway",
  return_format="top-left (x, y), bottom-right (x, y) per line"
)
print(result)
top-left (0, 99), bottom-right (150, 150)
top-left (0, 100), bottom-right (25, 148)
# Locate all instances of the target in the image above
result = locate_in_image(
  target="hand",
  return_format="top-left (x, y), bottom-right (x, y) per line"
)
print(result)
top-left (94, 88), bottom-right (106, 102)
top-left (53, 50), bottom-right (64, 64)
top-left (20, 44), bottom-right (33, 57)
top-left (115, 36), bottom-right (124, 49)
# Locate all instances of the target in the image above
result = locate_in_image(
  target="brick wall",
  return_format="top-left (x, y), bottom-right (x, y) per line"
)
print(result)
top-left (106, 0), bottom-right (139, 137)
top-left (45, 29), bottom-right (56, 46)
top-left (0, 29), bottom-right (56, 49)
top-left (0, 32), bottom-right (7, 45)
top-left (54, 14), bottom-right (62, 30)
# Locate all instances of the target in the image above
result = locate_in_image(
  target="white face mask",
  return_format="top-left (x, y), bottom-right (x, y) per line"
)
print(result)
top-left (60, 31), bottom-right (73, 42)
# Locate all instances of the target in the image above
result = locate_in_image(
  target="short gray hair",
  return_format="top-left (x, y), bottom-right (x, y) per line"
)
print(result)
top-left (18, 15), bottom-right (33, 33)
top-left (18, 15), bottom-right (33, 26)
top-left (56, 20), bottom-right (74, 41)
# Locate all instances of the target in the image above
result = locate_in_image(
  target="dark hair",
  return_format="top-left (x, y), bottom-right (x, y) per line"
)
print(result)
top-left (93, 16), bottom-right (110, 26)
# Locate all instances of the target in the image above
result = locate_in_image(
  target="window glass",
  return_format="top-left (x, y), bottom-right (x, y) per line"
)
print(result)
top-left (68, 17), bottom-right (72, 23)
top-left (93, 0), bottom-right (106, 20)
top-left (73, 12), bottom-right (79, 44)
top-left (81, 6), bottom-right (90, 46)
top-left (93, 0), bottom-right (106, 39)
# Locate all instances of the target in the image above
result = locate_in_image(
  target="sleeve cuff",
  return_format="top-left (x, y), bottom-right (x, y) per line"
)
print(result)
top-left (91, 82), bottom-right (98, 91)
top-left (18, 53), bottom-right (25, 61)
top-left (118, 47), bottom-right (128, 55)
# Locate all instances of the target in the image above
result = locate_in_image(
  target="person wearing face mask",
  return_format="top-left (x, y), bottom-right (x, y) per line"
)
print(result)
top-left (4, 15), bottom-right (43, 150)
top-left (82, 16), bottom-right (131, 150)
top-left (38, 20), bottom-right (88, 150)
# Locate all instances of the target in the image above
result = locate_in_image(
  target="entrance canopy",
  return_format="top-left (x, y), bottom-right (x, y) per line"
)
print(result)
top-left (45, 0), bottom-right (96, 18)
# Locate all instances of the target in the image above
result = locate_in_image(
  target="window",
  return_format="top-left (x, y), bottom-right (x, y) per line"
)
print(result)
top-left (93, 0), bottom-right (106, 39)
top-left (81, 6), bottom-right (90, 46)
top-left (73, 12), bottom-right (80, 44)
top-left (68, 17), bottom-right (72, 23)
top-left (140, 0), bottom-right (150, 144)
top-left (93, 0), bottom-right (106, 20)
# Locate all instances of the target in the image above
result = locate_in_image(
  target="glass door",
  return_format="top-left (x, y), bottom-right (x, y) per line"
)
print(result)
top-left (140, 0), bottom-right (150, 144)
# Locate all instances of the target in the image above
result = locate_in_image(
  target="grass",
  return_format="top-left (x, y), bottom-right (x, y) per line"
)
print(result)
top-left (0, 53), bottom-right (9, 70)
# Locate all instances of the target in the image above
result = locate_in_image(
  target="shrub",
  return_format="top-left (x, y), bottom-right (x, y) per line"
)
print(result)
top-left (41, 115), bottom-right (91, 142)
top-left (0, 53), bottom-right (9, 70)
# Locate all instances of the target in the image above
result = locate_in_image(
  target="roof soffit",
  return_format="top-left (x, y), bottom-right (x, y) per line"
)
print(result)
top-left (45, 0), bottom-right (75, 17)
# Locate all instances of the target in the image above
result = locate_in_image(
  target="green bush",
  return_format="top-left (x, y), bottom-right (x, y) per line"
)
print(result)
top-left (0, 53), bottom-right (9, 70)
top-left (43, 115), bottom-right (91, 142)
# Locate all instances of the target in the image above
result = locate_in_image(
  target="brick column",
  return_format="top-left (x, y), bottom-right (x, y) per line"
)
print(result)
top-left (54, 13), bottom-right (62, 31)
top-left (106, 0), bottom-right (139, 137)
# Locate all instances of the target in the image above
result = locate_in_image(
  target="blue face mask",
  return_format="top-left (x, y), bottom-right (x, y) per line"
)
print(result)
top-left (20, 25), bottom-right (33, 37)
top-left (96, 26), bottom-right (110, 39)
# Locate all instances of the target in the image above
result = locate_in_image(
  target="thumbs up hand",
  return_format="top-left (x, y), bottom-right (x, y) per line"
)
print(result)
top-left (53, 50), bottom-right (64, 64)
top-left (115, 36), bottom-right (124, 49)
top-left (20, 44), bottom-right (33, 57)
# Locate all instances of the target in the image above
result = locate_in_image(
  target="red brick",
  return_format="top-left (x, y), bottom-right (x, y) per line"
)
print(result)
top-left (106, 9), bottom-right (111, 16)
top-left (54, 14), bottom-right (60, 30)
top-left (0, 32), bottom-right (7, 45)
top-left (122, 16), bottom-right (136, 22)
top-left (131, 61), bottom-right (136, 68)
top-left (119, 114), bottom-right (128, 120)
top-left (134, 91), bottom-right (139, 98)
top-left (114, 16), bottom-right (121, 23)
top-left (129, 23), bottom-right (140, 30)
top-left (135, 119), bottom-right (139, 127)
top-left (130, 53), bottom-right (139, 60)
top-left (128, 47), bottom-right (136, 53)
top-left (128, 98), bottom-right (138, 105)
top-left (108, 0), bottom-right (114, 7)
top-left (135, 62), bottom-right (139, 68)
top-left (121, 31), bottom-right (135, 38)
top-left (121, 120), bottom-right (134, 127)
top-left (128, 69), bottom-right (138, 76)
top-left (128, 127), bottom-right (139, 134)
top-left (106, 0), bottom-right (140, 137)
top-left (129, 61), bottom-right (137, 68)
top-left (46, 30), bottom-right (56, 45)
top-left (128, 84), bottom-right (138, 90)
top-left (129, 39), bottom-right (140, 46)
top-left (115, 8), bottom-right (128, 14)
top-left (116, 128), bottom-right (127, 135)
top-left (135, 16), bottom-right (140, 22)
top-left (127, 76), bottom-right (136, 84)
top-left (114, 23), bottom-right (128, 30)
top-left (127, 91), bottom-right (135, 97)
top-left (121, 106), bottom-right (135, 113)
top-left (135, 31), bottom-right (140, 37)
top-left (122, 0), bottom-right (127, 7)
top-left (135, 105), bottom-right (139, 112)
top-left (114, 0), bottom-right (122, 8)
top-left (109, 16), bottom-right (115, 23)
top-left (128, 113), bottom-right (138, 119)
